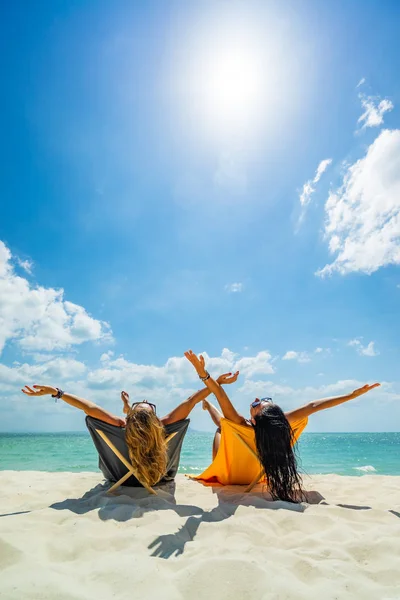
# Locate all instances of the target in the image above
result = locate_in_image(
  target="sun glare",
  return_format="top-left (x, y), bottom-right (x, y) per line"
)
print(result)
top-left (198, 40), bottom-right (263, 134)
top-left (168, 9), bottom-right (282, 148)
top-left (167, 6), bottom-right (304, 159)
top-left (186, 28), bottom-right (269, 145)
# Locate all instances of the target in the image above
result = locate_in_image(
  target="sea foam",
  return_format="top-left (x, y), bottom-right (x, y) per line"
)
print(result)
top-left (353, 465), bottom-right (377, 473)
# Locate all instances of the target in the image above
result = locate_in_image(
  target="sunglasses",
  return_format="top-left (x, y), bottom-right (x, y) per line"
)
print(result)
top-left (251, 397), bottom-right (272, 409)
top-left (130, 401), bottom-right (157, 414)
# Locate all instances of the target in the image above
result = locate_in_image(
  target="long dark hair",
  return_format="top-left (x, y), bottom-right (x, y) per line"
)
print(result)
top-left (253, 404), bottom-right (304, 503)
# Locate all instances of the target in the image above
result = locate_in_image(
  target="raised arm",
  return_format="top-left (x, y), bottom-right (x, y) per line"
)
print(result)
top-left (285, 383), bottom-right (380, 424)
top-left (160, 387), bottom-right (211, 425)
top-left (22, 385), bottom-right (126, 427)
top-left (184, 350), bottom-right (246, 425)
top-left (160, 372), bottom-right (240, 425)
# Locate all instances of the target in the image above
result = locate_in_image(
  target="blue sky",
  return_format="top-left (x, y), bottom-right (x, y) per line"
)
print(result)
top-left (1, 0), bottom-right (399, 432)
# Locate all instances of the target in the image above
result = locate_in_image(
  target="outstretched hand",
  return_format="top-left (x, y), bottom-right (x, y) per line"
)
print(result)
top-left (21, 385), bottom-right (56, 397)
top-left (184, 350), bottom-right (207, 377)
top-left (217, 371), bottom-right (239, 385)
top-left (121, 390), bottom-right (130, 415)
top-left (121, 390), bottom-right (130, 403)
top-left (350, 383), bottom-right (380, 399)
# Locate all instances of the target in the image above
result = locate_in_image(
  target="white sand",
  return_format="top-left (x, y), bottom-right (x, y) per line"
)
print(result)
top-left (0, 472), bottom-right (399, 600)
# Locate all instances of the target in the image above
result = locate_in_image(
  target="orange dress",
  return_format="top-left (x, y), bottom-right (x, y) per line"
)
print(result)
top-left (193, 416), bottom-right (308, 486)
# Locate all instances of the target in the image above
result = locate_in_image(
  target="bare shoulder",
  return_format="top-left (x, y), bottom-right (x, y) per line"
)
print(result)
top-left (285, 405), bottom-right (311, 424)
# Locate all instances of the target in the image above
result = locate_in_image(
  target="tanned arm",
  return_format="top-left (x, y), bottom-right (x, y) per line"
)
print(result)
top-left (184, 350), bottom-right (246, 425)
top-left (22, 385), bottom-right (125, 427)
top-left (285, 383), bottom-right (380, 424)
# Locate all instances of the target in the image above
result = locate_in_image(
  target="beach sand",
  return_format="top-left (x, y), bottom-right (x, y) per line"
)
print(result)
top-left (0, 472), bottom-right (399, 600)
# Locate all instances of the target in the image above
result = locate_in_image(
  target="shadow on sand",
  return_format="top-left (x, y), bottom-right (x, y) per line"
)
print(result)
top-left (45, 480), bottom-right (400, 559)
top-left (147, 484), bottom-right (325, 559)
top-left (49, 479), bottom-right (325, 558)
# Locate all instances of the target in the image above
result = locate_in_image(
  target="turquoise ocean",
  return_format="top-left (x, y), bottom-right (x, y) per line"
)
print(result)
top-left (1, 431), bottom-right (399, 476)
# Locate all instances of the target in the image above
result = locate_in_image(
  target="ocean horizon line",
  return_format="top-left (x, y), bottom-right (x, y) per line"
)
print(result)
top-left (1, 430), bottom-right (399, 435)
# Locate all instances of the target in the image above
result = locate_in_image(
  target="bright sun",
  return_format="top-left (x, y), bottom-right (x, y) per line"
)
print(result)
top-left (198, 41), bottom-right (263, 133)
top-left (168, 6), bottom-right (300, 154)
top-left (171, 11), bottom-right (277, 146)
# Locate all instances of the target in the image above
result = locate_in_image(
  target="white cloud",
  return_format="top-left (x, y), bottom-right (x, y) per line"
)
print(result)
top-left (0, 347), bottom-right (276, 431)
top-left (299, 158), bottom-right (332, 208)
top-left (2, 349), bottom-right (398, 432)
top-left (100, 350), bottom-right (114, 362)
top-left (0, 349), bottom-right (267, 396)
top-left (238, 379), bottom-right (363, 403)
top-left (282, 350), bottom-right (311, 363)
top-left (282, 347), bottom-right (329, 362)
top-left (0, 357), bottom-right (87, 392)
top-left (358, 94), bottom-right (394, 129)
top-left (0, 240), bottom-right (11, 275)
top-left (72, 348), bottom-right (275, 392)
top-left (361, 342), bottom-right (379, 357)
top-left (220, 347), bottom-right (238, 362)
top-left (225, 282), bottom-right (243, 293)
top-left (236, 378), bottom-right (400, 430)
top-left (314, 347), bottom-right (331, 356)
top-left (348, 339), bottom-right (379, 357)
top-left (16, 258), bottom-right (33, 274)
top-left (317, 129), bottom-right (400, 276)
top-left (299, 181), bottom-right (314, 208)
top-left (29, 353), bottom-right (55, 363)
top-left (0, 240), bottom-right (112, 355)
top-left (314, 159), bottom-right (333, 184)
top-left (356, 77), bottom-right (366, 88)
top-left (234, 350), bottom-right (275, 378)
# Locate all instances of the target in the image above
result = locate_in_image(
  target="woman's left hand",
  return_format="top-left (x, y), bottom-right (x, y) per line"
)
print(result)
top-left (184, 350), bottom-right (207, 377)
top-left (350, 383), bottom-right (380, 398)
top-left (217, 371), bottom-right (239, 385)
top-left (21, 385), bottom-right (57, 397)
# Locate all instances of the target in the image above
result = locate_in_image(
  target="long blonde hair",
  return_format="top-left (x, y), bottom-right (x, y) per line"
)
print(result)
top-left (125, 408), bottom-right (168, 488)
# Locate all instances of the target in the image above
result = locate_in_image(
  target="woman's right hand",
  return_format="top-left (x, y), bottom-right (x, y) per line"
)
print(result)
top-left (21, 385), bottom-right (57, 397)
top-left (121, 390), bottom-right (130, 415)
top-left (121, 390), bottom-right (130, 403)
top-left (184, 350), bottom-right (207, 377)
